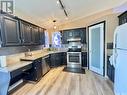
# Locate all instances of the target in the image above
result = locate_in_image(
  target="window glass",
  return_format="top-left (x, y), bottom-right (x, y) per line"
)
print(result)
top-left (45, 31), bottom-right (49, 48)
top-left (52, 32), bottom-right (61, 48)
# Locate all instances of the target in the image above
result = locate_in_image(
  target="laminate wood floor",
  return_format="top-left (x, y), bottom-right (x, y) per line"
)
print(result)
top-left (10, 67), bottom-right (114, 95)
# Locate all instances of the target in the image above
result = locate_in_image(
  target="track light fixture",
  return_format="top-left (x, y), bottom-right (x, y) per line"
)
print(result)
top-left (57, 0), bottom-right (68, 17)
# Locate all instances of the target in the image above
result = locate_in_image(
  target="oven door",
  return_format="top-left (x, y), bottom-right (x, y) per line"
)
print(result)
top-left (67, 52), bottom-right (81, 68)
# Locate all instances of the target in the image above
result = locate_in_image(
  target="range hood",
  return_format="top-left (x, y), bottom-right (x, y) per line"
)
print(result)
top-left (67, 38), bottom-right (81, 42)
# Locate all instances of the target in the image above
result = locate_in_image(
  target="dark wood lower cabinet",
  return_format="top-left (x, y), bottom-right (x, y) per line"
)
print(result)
top-left (49, 52), bottom-right (87, 68)
top-left (24, 58), bottom-right (42, 81)
top-left (49, 52), bottom-right (67, 67)
top-left (82, 52), bottom-right (87, 67)
top-left (107, 56), bottom-right (115, 82)
top-left (9, 52), bottom-right (87, 86)
top-left (9, 52), bottom-right (67, 85)
top-left (10, 64), bottom-right (32, 86)
top-left (62, 52), bottom-right (67, 65)
top-left (50, 53), bottom-right (62, 67)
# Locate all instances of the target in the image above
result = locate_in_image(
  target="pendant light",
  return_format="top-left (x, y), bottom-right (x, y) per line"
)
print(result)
top-left (53, 20), bottom-right (57, 29)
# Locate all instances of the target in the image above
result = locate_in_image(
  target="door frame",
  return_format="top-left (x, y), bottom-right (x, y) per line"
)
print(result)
top-left (88, 21), bottom-right (106, 76)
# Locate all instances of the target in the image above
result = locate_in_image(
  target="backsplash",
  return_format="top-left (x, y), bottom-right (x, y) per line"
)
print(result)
top-left (107, 43), bottom-right (113, 56)
top-left (0, 45), bottom-right (44, 56)
top-left (5, 49), bottom-right (46, 66)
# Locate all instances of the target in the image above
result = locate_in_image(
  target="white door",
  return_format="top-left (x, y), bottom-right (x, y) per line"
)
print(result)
top-left (89, 22), bottom-right (105, 75)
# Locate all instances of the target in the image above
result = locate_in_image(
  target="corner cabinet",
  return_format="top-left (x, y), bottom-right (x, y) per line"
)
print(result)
top-left (0, 16), bottom-right (21, 46)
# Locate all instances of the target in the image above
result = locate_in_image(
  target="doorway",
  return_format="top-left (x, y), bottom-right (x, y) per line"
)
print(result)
top-left (88, 21), bottom-right (105, 75)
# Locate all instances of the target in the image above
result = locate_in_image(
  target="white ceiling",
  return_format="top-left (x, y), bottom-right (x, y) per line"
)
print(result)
top-left (14, 0), bottom-right (127, 29)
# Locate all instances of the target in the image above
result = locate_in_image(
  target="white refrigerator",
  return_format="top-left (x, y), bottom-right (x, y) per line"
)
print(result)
top-left (112, 23), bottom-right (127, 95)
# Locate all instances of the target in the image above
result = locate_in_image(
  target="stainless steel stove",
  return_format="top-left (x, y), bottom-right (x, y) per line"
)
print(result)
top-left (67, 38), bottom-right (82, 69)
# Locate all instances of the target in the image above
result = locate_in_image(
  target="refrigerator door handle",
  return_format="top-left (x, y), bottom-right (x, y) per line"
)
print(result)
top-left (116, 53), bottom-right (118, 58)
top-left (114, 53), bottom-right (118, 66)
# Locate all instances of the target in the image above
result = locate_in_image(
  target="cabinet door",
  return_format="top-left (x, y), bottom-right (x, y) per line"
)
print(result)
top-left (34, 26), bottom-right (40, 44)
top-left (39, 28), bottom-right (45, 45)
top-left (67, 31), bottom-right (73, 39)
top-left (50, 53), bottom-right (62, 67)
top-left (20, 21), bottom-right (32, 45)
top-left (80, 28), bottom-right (86, 44)
top-left (31, 25), bottom-right (40, 45)
top-left (1, 16), bottom-right (21, 46)
top-left (61, 31), bottom-right (68, 44)
top-left (56, 53), bottom-right (62, 66)
top-left (111, 66), bottom-right (115, 82)
top-left (42, 31), bottom-right (45, 45)
top-left (73, 30), bottom-right (80, 38)
top-left (107, 56), bottom-right (112, 81)
top-left (82, 52), bottom-right (87, 67)
top-left (62, 52), bottom-right (67, 65)
top-left (24, 58), bottom-right (43, 81)
top-left (50, 54), bottom-right (56, 67)
top-left (34, 60), bottom-right (42, 80)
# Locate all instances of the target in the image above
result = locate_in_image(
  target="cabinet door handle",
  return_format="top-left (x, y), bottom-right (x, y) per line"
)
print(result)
top-left (0, 40), bottom-right (3, 46)
top-left (22, 69), bottom-right (27, 72)
top-left (19, 38), bottom-right (21, 43)
top-left (22, 39), bottom-right (25, 43)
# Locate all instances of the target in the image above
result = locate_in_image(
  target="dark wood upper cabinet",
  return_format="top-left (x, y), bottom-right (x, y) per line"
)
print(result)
top-left (61, 30), bottom-right (68, 44)
top-left (35, 27), bottom-right (40, 44)
top-left (39, 28), bottom-right (45, 45)
top-left (80, 28), bottom-right (86, 44)
top-left (0, 16), bottom-right (21, 46)
top-left (20, 21), bottom-right (32, 45)
top-left (118, 11), bottom-right (127, 25)
top-left (0, 13), bottom-right (45, 47)
top-left (31, 25), bottom-right (40, 45)
top-left (73, 30), bottom-right (81, 38)
top-left (68, 31), bottom-right (73, 38)
top-left (61, 28), bottom-right (86, 44)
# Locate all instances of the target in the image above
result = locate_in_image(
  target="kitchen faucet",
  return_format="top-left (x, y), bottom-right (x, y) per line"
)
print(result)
top-left (24, 46), bottom-right (32, 57)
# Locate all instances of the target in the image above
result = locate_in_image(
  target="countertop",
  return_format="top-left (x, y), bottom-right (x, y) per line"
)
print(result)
top-left (21, 51), bottom-right (66, 61)
top-left (21, 50), bottom-right (87, 61)
top-left (0, 50), bottom-right (66, 73)
top-left (0, 61), bottom-right (32, 73)
top-left (0, 50), bottom-right (86, 73)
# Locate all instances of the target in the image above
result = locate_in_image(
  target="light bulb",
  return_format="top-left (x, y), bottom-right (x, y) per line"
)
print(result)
top-left (65, 17), bottom-right (68, 20)
top-left (54, 26), bottom-right (57, 29)
top-left (57, 1), bottom-right (59, 4)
